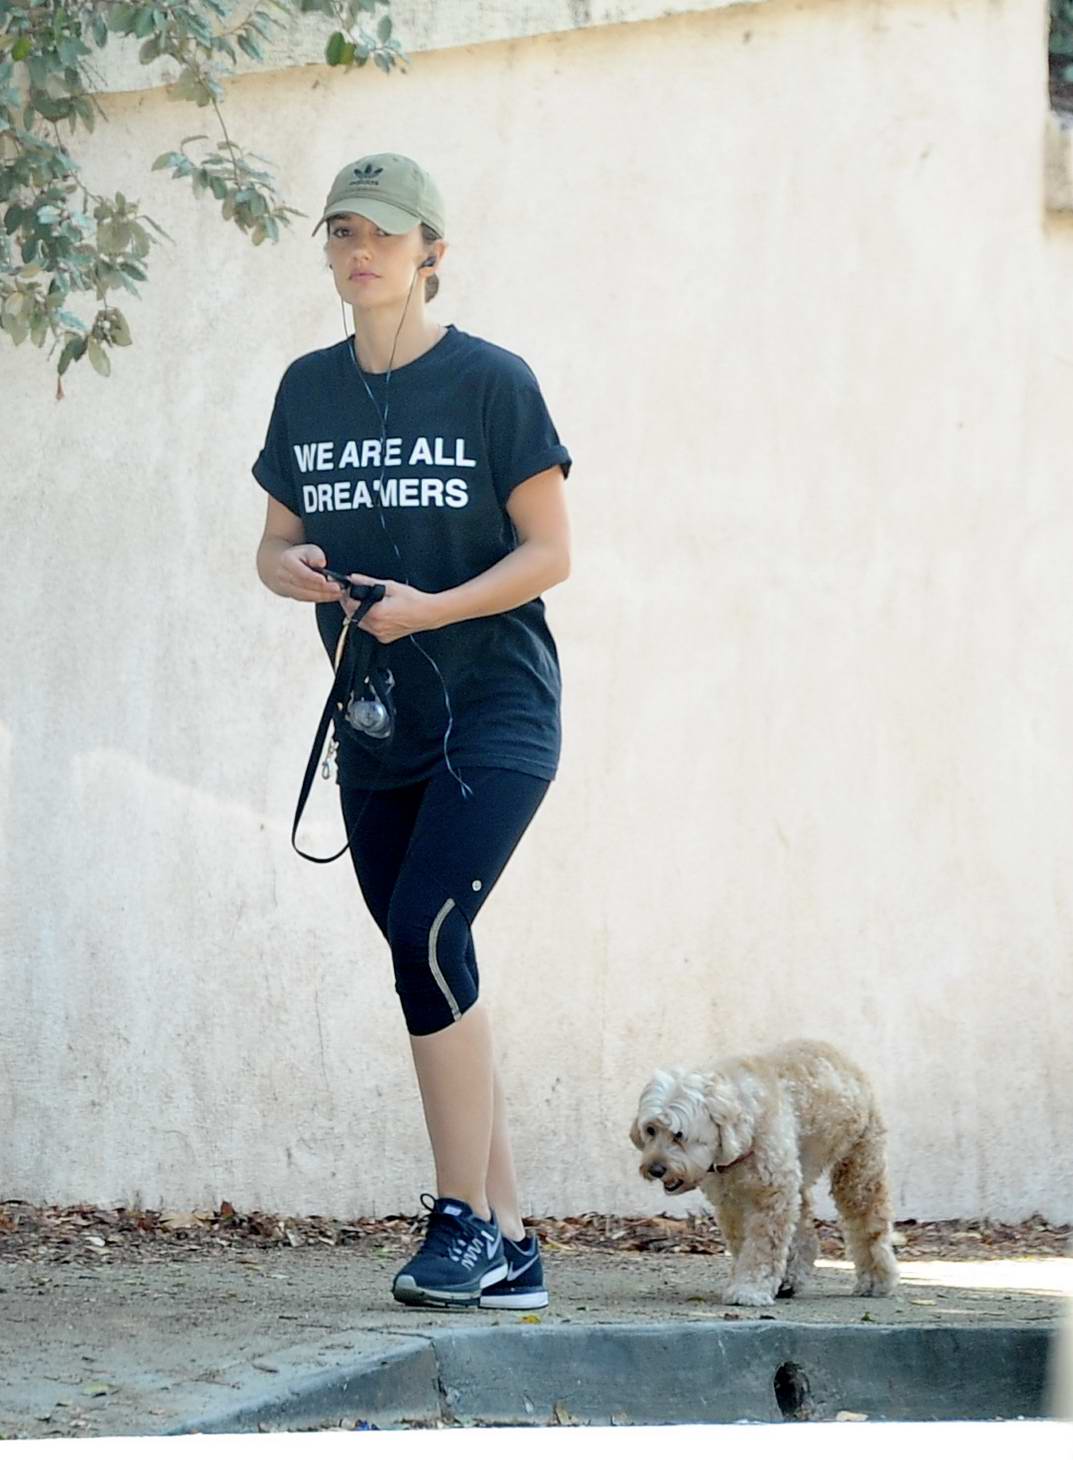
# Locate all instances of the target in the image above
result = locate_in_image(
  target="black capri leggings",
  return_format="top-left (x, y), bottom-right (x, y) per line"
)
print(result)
top-left (340, 766), bottom-right (550, 1037)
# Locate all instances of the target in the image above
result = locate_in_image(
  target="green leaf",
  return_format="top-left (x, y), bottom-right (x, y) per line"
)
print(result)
top-left (325, 30), bottom-right (346, 65)
top-left (33, 96), bottom-right (73, 122)
top-left (57, 336), bottom-right (80, 374)
top-left (377, 13), bottom-right (391, 41)
top-left (236, 32), bottom-right (262, 60)
top-left (87, 338), bottom-right (111, 376)
top-left (133, 7), bottom-right (155, 38)
top-left (151, 152), bottom-right (177, 171)
top-left (12, 36), bottom-right (31, 61)
top-left (111, 310), bottom-right (132, 346)
top-left (108, 4), bottom-right (135, 33)
top-left (74, 94), bottom-right (96, 131)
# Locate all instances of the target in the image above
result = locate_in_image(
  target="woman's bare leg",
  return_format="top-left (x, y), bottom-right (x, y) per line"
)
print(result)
top-left (409, 1002), bottom-right (495, 1221)
top-left (408, 1003), bottom-right (526, 1241)
top-left (485, 1064), bottom-right (526, 1241)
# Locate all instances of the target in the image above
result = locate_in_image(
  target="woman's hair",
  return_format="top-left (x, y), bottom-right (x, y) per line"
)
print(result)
top-left (322, 217), bottom-right (443, 304)
top-left (419, 221), bottom-right (441, 303)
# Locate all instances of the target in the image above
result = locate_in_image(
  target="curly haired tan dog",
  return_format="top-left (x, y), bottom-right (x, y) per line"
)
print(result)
top-left (630, 1038), bottom-right (899, 1306)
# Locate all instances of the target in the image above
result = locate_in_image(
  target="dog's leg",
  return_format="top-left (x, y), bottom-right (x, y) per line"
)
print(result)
top-left (721, 1180), bottom-right (799, 1307)
top-left (830, 1115), bottom-right (899, 1297)
top-left (779, 1186), bottom-right (818, 1297)
top-left (714, 1198), bottom-right (744, 1265)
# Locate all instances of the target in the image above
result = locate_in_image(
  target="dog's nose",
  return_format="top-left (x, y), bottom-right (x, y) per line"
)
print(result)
top-left (648, 1163), bottom-right (666, 1180)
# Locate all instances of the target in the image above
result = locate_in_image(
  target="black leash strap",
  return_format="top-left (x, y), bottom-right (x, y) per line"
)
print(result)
top-left (291, 588), bottom-right (384, 864)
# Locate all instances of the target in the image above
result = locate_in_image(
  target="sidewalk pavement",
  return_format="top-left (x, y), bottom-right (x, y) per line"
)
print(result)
top-left (1, 1246), bottom-right (1070, 1439)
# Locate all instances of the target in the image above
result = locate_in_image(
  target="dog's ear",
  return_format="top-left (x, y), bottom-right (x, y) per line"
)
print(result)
top-left (701, 1076), bottom-right (753, 1165)
top-left (631, 1070), bottom-right (670, 1149)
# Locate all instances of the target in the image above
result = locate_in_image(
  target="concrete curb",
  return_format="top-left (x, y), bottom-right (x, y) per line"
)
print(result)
top-left (163, 1335), bottom-right (441, 1436)
top-left (164, 1323), bottom-right (1056, 1432)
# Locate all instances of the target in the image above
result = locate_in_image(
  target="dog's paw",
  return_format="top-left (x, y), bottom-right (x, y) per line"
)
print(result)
top-left (852, 1271), bottom-right (898, 1297)
top-left (776, 1279), bottom-right (797, 1299)
top-left (721, 1282), bottom-right (777, 1307)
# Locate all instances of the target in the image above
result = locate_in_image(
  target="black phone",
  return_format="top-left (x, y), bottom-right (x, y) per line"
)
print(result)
top-left (316, 567), bottom-right (382, 602)
top-left (317, 565), bottom-right (353, 587)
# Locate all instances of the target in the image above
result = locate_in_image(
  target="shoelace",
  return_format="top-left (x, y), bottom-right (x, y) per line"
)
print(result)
top-left (416, 1192), bottom-right (480, 1263)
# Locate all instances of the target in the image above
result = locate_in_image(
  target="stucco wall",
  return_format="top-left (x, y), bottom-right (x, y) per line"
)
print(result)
top-left (2, 0), bottom-right (1071, 1220)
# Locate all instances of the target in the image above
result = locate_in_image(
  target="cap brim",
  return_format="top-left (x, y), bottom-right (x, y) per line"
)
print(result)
top-left (310, 196), bottom-right (421, 237)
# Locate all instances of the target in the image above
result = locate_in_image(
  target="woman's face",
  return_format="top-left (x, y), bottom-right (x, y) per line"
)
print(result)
top-left (324, 212), bottom-right (438, 308)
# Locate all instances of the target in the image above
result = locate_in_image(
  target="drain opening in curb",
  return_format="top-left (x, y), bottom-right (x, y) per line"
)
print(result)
top-left (774, 1361), bottom-right (812, 1421)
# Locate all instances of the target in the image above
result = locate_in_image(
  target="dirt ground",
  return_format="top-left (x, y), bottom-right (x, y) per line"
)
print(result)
top-left (1, 1202), bottom-right (1070, 1440)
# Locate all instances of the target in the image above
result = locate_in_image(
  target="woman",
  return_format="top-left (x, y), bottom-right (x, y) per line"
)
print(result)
top-left (252, 153), bottom-right (572, 1311)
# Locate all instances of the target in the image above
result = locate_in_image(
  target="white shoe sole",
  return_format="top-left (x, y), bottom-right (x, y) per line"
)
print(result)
top-left (479, 1288), bottom-right (550, 1310)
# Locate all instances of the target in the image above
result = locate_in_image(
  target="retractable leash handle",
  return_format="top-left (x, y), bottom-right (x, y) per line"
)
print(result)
top-left (291, 584), bottom-right (386, 864)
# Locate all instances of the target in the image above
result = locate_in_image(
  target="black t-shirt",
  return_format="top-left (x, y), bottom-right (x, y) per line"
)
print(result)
top-left (252, 323), bottom-right (572, 788)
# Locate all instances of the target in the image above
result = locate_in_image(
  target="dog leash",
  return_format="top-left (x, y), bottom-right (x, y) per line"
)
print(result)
top-left (292, 587), bottom-right (387, 863)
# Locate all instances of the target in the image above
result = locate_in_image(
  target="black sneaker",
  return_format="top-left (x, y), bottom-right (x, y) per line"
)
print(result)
top-left (392, 1194), bottom-right (507, 1309)
top-left (478, 1230), bottom-right (549, 1310)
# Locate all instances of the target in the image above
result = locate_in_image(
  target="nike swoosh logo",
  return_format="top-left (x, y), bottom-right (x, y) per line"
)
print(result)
top-left (484, 1232), bottom-right (500, 1258)
top-left (505, 1253), bottom-right (538, 1281)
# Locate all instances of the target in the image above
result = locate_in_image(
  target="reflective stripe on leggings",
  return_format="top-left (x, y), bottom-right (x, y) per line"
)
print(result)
top-left (428, 897), bottom-right (463, 1023)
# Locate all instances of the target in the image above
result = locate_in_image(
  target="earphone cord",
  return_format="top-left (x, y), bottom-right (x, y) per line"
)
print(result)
top-left (341, 272), bottom-right (472, 800)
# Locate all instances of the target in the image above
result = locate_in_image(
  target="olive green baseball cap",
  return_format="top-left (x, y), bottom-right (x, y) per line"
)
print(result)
top-left (311, 153), bottom-right (445, 237)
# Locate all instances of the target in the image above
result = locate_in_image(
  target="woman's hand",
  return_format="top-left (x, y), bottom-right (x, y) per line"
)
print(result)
top-left (268, 543), bottom-right (349, 603)
top-left (344, 573), bottom-right (441, 643)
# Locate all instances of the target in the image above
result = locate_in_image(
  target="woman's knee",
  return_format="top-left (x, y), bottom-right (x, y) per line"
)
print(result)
top-left (387, 893), bottom-right (478, 1036)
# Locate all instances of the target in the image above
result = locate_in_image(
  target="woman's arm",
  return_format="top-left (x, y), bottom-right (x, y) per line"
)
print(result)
top-left (434, 464), bottom-right (571, 624)
top-left (348, 465), bottom-right (571, 642)
top-left (257, 496), bottom-right (349, 604)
